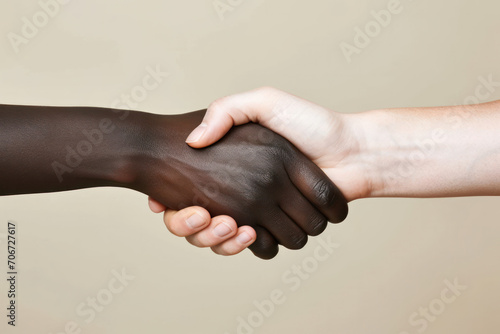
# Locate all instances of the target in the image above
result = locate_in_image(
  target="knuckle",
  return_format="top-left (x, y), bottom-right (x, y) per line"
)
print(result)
top-left (240, 189), bottom-right (263, 209)
top-left (246, 168), bottom-right (279, 193)
top-left (257, 170), bottom-right (278, 188)
top-left (312, 179), bottom-right (337, 207)
top-left (207, 98), bottom-right (229, 115)
top-left (256, 86), bottom-right (277, 96)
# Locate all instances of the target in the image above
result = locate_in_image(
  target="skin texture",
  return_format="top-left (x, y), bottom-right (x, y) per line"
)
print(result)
top-left (154, 87), bottom-right (500, 256)
top-left (0, 104), bottom-right (348, 259)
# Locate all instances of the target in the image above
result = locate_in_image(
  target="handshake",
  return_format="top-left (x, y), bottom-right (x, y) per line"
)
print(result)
top-left (144, 89), bottom-right (356, 259)
top-left (143, 108), bottom-right (348, 259)
top-left (4, 87), bottom-right (493, 259)
top-left (0, 88), bottom-right (352, 260)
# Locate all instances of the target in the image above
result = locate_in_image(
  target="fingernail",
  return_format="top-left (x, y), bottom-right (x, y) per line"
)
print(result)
top-left (186, 123), bottom-right (207, 143)
top-left (185, 213), bottom-right (205, 229)
top-left (213, 222), bottom-right (233, 237)
top-left (237, 232), bottom-right (252, 244)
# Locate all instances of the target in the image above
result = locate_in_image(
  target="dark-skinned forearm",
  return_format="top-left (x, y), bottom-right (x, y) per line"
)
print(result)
top-left (0, 104), bottom-right (153, 195)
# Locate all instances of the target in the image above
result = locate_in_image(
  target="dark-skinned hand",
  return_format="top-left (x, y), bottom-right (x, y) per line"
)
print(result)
top-left (133, 110), bottom-right (348, 259)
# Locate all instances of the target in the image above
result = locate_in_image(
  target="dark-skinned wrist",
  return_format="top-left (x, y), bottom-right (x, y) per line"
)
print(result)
top-left (55, 107), bottom-right (159, 192)
top-left (124, 112), bottom-right (189, 206)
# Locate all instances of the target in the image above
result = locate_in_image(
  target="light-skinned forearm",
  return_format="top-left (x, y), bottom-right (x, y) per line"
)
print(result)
top-left (348, 100), bottom-right (500, 198)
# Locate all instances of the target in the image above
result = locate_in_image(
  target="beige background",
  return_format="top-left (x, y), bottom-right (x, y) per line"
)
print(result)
top-left (1, 0), bottom-right (500, 333)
